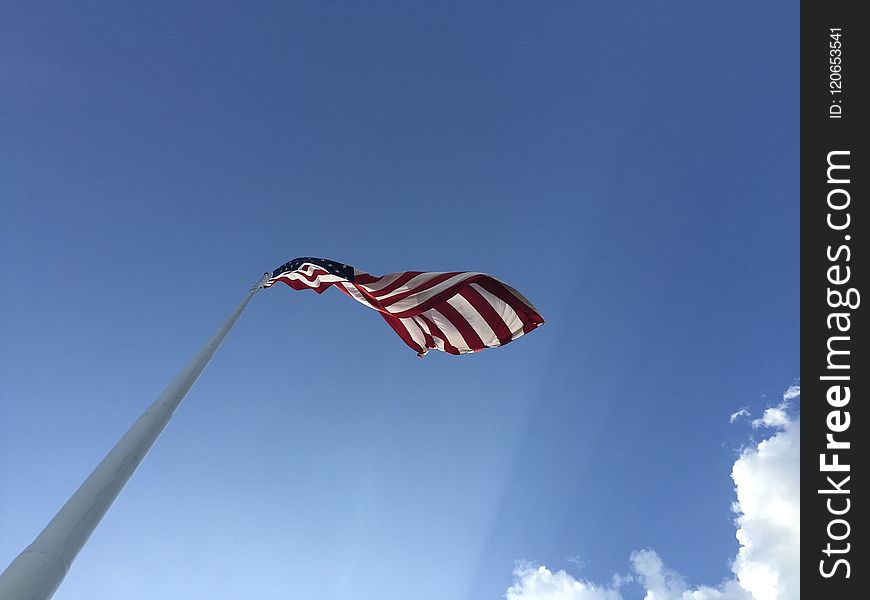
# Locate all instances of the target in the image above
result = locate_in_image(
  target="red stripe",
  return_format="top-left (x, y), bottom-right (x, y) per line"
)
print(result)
top-left (388, 274), bottom-right (488, 318)
top-left (273, 267), bottom-right (336, 284)
top-left (434, 301), bottom-right (485, 352)
top-left (476, 278), bottom-right (544, 333)
top-left (379, 314), bottom-right (426, 355)
top-left (412, 317), bottom-right (436, 350)
top-left (417, 314), bottom-right (460, 355)
top-left (290, 267), bottom-right (336, 284)
top-left (346, 283), bottom-right (390, 311)
top-left (379, 272), bottom-right (461, 307)
top-left (353, 273), bottom-right (379, 285)
top-left (459, 286), bottom-right (514, 346)
top-left (274, 277), bottom-right (333, 294)
top-left (368, 272), bottom-right (423, 298)
top-left (335, 284), bottom-right (355, 300)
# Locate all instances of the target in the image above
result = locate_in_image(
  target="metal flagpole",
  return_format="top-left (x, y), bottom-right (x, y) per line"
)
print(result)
top-left (0, 272), bottom-right (272, 600)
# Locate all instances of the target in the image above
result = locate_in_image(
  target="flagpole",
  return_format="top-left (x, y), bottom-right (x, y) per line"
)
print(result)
top-left (0, 272), bottom-right (272, 600)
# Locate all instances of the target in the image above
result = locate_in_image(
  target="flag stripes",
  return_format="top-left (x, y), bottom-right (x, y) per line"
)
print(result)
top-left (265, 257), bottom-right (544, 356)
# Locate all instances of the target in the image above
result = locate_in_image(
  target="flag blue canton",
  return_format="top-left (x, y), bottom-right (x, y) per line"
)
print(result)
top-left (271, 257), bottom-right (355, 281)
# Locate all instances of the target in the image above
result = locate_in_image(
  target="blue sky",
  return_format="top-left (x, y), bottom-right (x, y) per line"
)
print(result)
top-left (1, 2), bottom-right (798, 599)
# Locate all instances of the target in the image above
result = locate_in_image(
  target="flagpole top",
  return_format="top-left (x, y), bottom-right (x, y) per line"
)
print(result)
top-left (251, 272), bottom-right (272, 292)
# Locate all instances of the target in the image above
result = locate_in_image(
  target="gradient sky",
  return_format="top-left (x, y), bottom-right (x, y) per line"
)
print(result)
top-left (1, 2), bottom-right (798, 599)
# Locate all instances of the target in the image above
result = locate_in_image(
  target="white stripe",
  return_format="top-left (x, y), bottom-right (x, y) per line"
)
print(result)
top-left (297, 263), bottom-right (320, 276)
top-left (291, 263), bottom-right (337, 278)
top-left (274, 271), bottom-right (345, 288)
top-left (340, 283), bottom-right (377, 309)
top-left (269, 263), bottom-right (354, 286)
top-left (412, 316), bottom-right (444, 352)
top-left (424, 308), bottom-right (472, 353)
top-left (357, 272), bottom-right (408, 294)
top-left (374, 272), bottom-right (450, 301)
top-left (400, 317), bottom-right (427, 350)
top-left (386, 273), bottom-right (484, 313)
top-left (446, 294), bottom-right (500, 347)
top-left (289, 270), bottom-right (343, 282)
top-left (500, 282), bottom-right (541, 312)
top-left (470, 283), bottom-right (525, 341)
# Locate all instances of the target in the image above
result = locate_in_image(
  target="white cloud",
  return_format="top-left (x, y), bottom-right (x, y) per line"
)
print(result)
top-left (506, 391), bottom-right (799, 600)
top-left (750, 407), bottom-right (789, 429)
top-left (568, 555), bottom-right (589, 570)
top-left (782, 386), bottom-right (800, 401)
top-left (630, 548), bottom-right (687, 599)
top-left (506, 563), bottom-right (622, 600)
top-left (729, 408), bottom-right (750, 424)
top-left (731, 411), bottom-right (799, 599)
top-left (751, 386), bottom-right (798, 429)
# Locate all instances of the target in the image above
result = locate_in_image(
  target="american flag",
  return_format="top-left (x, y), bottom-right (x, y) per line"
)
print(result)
top-left (264, 257), bottom-right (544, 357)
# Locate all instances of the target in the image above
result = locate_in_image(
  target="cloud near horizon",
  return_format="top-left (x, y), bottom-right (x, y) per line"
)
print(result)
top-left (506, 387), bottom-right (799, 600)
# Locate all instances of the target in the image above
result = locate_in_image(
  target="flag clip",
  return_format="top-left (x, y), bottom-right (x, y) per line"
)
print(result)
top-left (251, 272), bottom-right (272, 292)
